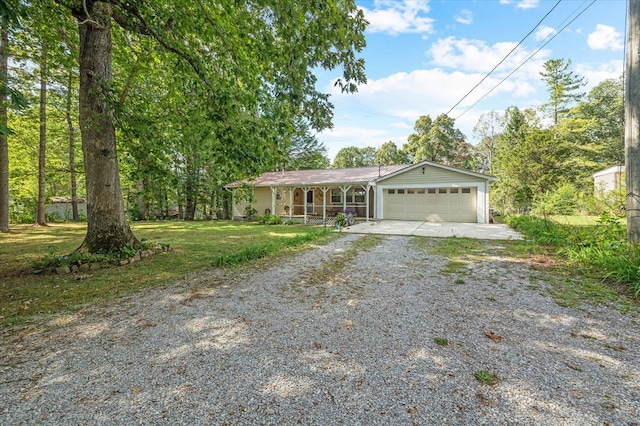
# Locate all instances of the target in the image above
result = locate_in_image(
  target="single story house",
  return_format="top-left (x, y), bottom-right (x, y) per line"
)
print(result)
top-left (593, 165), bottom-right (624, 193)
top-left (226, 161), bottom-right (497, 224)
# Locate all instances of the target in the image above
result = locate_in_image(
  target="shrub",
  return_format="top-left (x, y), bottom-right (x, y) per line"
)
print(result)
top-left (244, 205), bottom-right (258, 221)
top-left (532, 184), bottom-right (580, 216)
top-left (256, 214), bottom-right (282, 225)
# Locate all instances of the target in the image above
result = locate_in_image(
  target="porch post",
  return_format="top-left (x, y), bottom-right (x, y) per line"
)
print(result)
top-left (270, 187), bottom-right (276, 215)
top-left (320, 187), bottom-right (329, 223)
top-left (302, 187), bottom-right (311, 224)
top-left (340, 185), bottom-right (352, 212)
top-left (288, 188), bottom-right (293, 220)
top-left (364, 184), bottom-right (370, 222)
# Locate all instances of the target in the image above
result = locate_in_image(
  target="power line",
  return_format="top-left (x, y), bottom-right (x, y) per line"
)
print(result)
top-left (445, 0), bottom-right (563, 116)
top-left (454, 0), bottom-right (597, 121)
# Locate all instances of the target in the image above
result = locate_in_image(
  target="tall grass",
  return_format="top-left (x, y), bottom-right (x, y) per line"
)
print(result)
top-left (507, 215), bottom-right (640, 296)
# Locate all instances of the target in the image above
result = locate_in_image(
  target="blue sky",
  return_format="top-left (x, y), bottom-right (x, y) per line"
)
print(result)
top-left (315, 0), bottom-right (627, 160)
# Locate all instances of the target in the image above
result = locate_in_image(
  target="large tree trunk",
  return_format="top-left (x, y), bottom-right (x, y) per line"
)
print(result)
top-left (627, 0), bottom-right (640, 242)
top-left (0, 22), bottom-right (9, 232)
top-left (75, 3), bottom-right (137, 251)
top-left (66, 69), bottom-right (78, 221)
top-left (36, 40), bottom-right (47, 226)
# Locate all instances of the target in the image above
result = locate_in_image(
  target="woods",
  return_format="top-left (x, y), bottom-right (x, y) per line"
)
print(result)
top-left (0, 0), bottom-right (367, 252)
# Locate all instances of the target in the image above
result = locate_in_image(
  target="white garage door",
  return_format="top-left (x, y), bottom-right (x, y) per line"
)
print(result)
top-left (383, 187), bottom-right (477, 222)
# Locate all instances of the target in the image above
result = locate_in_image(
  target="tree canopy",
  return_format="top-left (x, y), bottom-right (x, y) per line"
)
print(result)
top-left (1, 0), bottom-right (368, 249)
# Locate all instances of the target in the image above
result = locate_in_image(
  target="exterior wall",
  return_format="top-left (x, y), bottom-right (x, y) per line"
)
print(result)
top-left (46, 202), bottom-right (87, 220)
top-left (381, 165), bottom-right (475, 186)
top-left (594, 171), bottom-right (624, 193)
top-left (232, 187), bottom-right (273, 219)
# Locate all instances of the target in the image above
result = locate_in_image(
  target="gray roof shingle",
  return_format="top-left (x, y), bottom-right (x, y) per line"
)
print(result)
top-left (228, 165), bottom-right (409, 187)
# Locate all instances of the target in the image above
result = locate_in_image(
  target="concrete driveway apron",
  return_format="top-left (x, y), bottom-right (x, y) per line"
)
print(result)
top-left (341, 220), bottom-right (522, 240)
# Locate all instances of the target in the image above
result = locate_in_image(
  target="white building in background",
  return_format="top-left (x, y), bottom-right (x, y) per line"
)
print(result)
top-left (593, 166), bottom-right (624, 194)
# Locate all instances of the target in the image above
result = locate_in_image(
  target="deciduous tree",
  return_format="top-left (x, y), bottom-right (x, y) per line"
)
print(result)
top-left (49, 0), bottom-right (367, 252)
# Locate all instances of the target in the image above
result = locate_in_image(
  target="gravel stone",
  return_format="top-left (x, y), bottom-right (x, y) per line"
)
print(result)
top-left (1, 234), bottom-right (639, 425)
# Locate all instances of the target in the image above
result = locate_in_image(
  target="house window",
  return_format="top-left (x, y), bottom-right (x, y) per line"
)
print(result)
top-left (407, 189), bottom-right (415, 194)
top-left (417, 189), bottom-right (425, 194)
top-left (462, 188), bottom-right (471, 194)
top-left (428, 188), bottom-right (436, 194)
top-left (276, 189), bottom-right (283, 200)
top-left (354, 188), bottom-right (366, 203)
top-left (398, 189), bottom-right (405, 194)
top-left (439, 188), bottom-right (447, 194)
top-left (388, 189), bottom-right (395, 194)
top-left (346, 193), bottom-right (353, 203)
top-left (450, 188), bottom-right (459, 194)
top-left (331, 189), bottom-right (341, 203)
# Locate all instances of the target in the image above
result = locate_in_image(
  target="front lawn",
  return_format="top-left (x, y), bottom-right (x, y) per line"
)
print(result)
top-left (0, 221), bottom-right (334, 329)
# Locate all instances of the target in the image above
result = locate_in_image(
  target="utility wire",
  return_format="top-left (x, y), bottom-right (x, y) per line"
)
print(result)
top-left (454, 0), bottom-right (597, 121)
top-left (445, 0), bottom-right (563, 116)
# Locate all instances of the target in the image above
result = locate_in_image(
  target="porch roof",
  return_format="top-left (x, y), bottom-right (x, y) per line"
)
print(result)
top-left (226, 165), bottom-right (408, 188)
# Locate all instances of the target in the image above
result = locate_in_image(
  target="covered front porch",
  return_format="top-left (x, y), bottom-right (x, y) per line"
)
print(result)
top-left (232, 184), bottom-right (376, 224)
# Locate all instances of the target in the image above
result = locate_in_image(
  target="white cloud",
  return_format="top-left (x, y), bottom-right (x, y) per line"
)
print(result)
top-left (455, 9), bottom-right (473, 25)
top-left (428, 36), bottom-right (549, 78)
top-left (517, 0), bottom-right (540, 9)
top-left (587, 24), bottom-right (623, 51)
top-left (319, 66), bottom-right (541, 155)
top-left (576, 60), bottom-right (624, 89)
top-left (535, 26), bottom-right (555, 41)
top-left (359, 0), bottom-right (435, 35)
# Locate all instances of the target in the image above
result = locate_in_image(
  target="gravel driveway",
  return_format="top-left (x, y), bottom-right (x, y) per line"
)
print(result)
top-left (1, 234), bottom-right (639, 425)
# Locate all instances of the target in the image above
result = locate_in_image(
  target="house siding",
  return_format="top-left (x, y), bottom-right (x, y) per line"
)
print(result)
top-left (381, 165), bottom-right (475, 186)
top-left (232, 187), bottom-right (274, 219)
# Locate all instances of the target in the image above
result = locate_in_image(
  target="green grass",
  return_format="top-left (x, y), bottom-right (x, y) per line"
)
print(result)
top-left (0, 221), bottom-right (336, 329)
top-left (474, 370), bottom-right (501, 386)
top-left (434, 337), bottom-right (450, 346)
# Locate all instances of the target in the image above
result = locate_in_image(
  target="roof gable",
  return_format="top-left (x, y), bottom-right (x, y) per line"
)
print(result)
top-left (376, 160), bottom-right (497, 183)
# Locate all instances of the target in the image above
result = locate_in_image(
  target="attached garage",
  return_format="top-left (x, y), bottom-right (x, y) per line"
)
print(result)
top-left (376, 162), bottom-right (496, 223)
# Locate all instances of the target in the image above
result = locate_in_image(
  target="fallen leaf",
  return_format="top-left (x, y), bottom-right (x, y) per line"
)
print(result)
top-left (132, 387), bottom-right (143, 394)
top-left (484, 331), bottom-right (502, 343)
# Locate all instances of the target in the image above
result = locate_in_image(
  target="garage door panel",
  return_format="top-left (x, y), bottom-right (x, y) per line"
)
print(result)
top-left (383, 187), bottom-right (477, 222)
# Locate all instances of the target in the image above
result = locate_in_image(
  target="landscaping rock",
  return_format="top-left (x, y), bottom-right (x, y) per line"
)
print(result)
top-left (78, 263), bottom-right (91, 273)
top-left (55, 266), bottom-right (70, 275)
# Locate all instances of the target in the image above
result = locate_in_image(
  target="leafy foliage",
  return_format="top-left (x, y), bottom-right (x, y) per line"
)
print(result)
top-left (507, 215), bottom-right (640, 296)
top-left (374, 140), bottom-right (409, 165)
top-left (332, 146), bottom-right (377, 168)
top-left (532, 183), bottom-right (581, 216)
top-left (404, 114), bottom-right (475, 169)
